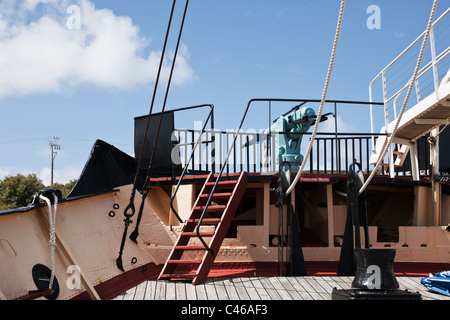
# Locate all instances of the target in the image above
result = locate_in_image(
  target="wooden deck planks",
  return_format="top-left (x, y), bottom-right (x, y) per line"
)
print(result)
top-left (113, 276), bottom-right (450, 301)
top-left (232, 278), bottom-right (252, 300)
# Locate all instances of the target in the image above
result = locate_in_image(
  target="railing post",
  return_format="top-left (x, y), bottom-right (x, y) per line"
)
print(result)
top-left (381, 70), bottom-right (395, 177)
top-left (415, 79), bottom-right (422, 103)
top-left (369, 85), bottom-right (376, 152)
top-left (382, 71), bottom-right (389, 126)
top-left (429, 25), bottom-right (440, 101)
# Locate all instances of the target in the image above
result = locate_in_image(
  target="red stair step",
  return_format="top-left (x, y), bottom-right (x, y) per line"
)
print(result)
top-left (199, 192), bottom-right (232, 199)
top-left (181, 232), bottom-right (215, 237)
top-left (205, 181), bottom-right (237, 188)
top-left (380, 163), bottom-right (401, 167)
top-left (167, 260), bottom-right (202, 264)
top-left (174, 245), bottom-right (207, 251)
top-left (187, 218), bottom-right (221, 224)
top-left (193, 205), bottom-right (227, 212)
top-left (159, 274), bottom-right (195, 280)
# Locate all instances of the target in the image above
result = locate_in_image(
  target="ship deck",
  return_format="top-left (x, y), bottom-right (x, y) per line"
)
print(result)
top-left (113, 276), bottom-right (450, 301)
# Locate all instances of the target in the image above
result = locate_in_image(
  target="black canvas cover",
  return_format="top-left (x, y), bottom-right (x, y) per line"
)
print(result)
top-left (134, 111), bottom-right (182, 177)
top-left (67, 140), bottom-right (138, 199)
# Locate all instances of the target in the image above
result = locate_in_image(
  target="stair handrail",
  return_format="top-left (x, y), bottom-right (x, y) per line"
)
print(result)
top-left (195, 97), bottom-right (260, 254)
top-left (387, 48), bottom-right (450, 119)
top-left (369, 8), bottom-right (449, 151)
top-left (169, 103), bottom-right (215, 224)
top-left (195, 97), bottom-right (279, 254)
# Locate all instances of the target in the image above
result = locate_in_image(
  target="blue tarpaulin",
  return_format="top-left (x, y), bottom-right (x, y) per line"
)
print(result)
top-left (421, 271), bottom-right (450, 297)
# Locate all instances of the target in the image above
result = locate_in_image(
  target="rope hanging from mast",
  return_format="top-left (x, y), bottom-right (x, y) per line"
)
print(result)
top-left (285, 0), bottom-right (346, 196)
top-left (129, 0), bottom-right (190, 243)
top-left (359, 0), bottom-right (439, 195)
top-left (116, 0), bottom-right (189, 272)
top-left (39, 193), bottom-right (59, 290)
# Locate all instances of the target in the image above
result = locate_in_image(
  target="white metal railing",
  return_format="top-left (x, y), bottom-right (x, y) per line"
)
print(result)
top-left (370, 8), bottom-right (449, 135)
top-left (368, 8), bottom-right (450, 171)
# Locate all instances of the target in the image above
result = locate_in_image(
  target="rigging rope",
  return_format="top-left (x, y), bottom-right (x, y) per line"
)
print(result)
top-left (116, 0), bottom-right (189, 270)
top-left (285, 0), bottom-right (346, 196)
top-left (116, 0), bottom-right (177, 272)
top-left (359, 0), bottom-right (439, 195)
top-left (39, 193), bottom-right (58, 290)
top-left (122, 0), bottom-right (177, 222)
top-left (129, 0), bottom-right (190, 242)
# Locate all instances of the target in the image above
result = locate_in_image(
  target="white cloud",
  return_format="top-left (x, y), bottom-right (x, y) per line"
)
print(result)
top-left (0, 166), bottom-right (12, 180)
top-left (23, 0), bottom-right (60, 11)
top-left (38, 164), bottom-right (82, 185)
top-left (319, 114), bottom-right (355, 133)
top-left (0, 0), bottom-right (195, 98)
top-left (0, 164), bottom-right (81, 186)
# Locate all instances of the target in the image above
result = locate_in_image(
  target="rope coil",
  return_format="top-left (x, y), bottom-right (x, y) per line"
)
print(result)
top-left (39, 193), bottom-right (58, 290)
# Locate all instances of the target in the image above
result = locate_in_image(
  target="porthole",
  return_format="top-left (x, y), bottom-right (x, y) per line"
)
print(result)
top-left (32, 264), bottom-right (59, 300)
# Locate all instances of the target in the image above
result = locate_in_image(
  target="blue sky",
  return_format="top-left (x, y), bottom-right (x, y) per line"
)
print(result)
top-left (0, 0), bottom-right (448, 185)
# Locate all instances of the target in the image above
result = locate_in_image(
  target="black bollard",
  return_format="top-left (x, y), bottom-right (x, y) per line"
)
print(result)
top-left (333, 163), bottom-right (421, 300)
top-left (352, 248), bottom-right (399, 290)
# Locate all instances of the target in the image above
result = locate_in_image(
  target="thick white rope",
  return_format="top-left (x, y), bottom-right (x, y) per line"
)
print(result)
top-left (39, 193), bottom-right (58, 290)
top-left (359, 0), bottom-right (439, 194)
top-left (286, 0), bottom-right (346, 195)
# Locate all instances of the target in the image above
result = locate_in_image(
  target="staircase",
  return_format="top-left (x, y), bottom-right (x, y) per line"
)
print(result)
top-left (158, 171), bottom-right (248, 285)
top-left (369, 134), bottom-right (410, 169)
top-left (368, 9), bottom-right (450, 180)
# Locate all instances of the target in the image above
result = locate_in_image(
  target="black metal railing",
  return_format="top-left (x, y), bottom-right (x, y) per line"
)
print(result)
top-left (171, 98), bottom-right (432, 179)
top-left (173, 130), bottom-right (385, 175)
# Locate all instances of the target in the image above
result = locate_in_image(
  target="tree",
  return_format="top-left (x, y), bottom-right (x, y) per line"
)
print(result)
top-left (0, 174), bottom-right (44, 210)
top-left (0, 174), bottom-right (79, 210)
top-left (49, 179), bottom-right (78, 198)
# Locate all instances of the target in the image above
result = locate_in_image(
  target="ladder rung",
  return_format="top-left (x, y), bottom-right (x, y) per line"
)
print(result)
top-left (159, 274), bottom-right (195, 280)
top-left (199, 192), bottom-right (232, 199)
top-left (174, 246), bottom-right (207, 251)
top-left (205, 181), bottom-right (237, 188)
top-left (380, 163), bottom-right (401, 167)
top-left (193, 205), bottom-right (227, 212)
top-left (181, 232), bottom-right (215, 237)
top-left (167, 260), bottom-right (202, 264)
top-left (187, 218), bottom-right (221, 224)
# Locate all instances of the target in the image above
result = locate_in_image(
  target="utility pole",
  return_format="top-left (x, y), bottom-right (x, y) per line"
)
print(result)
top-left (49, 137), bottom-right (61, 185)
